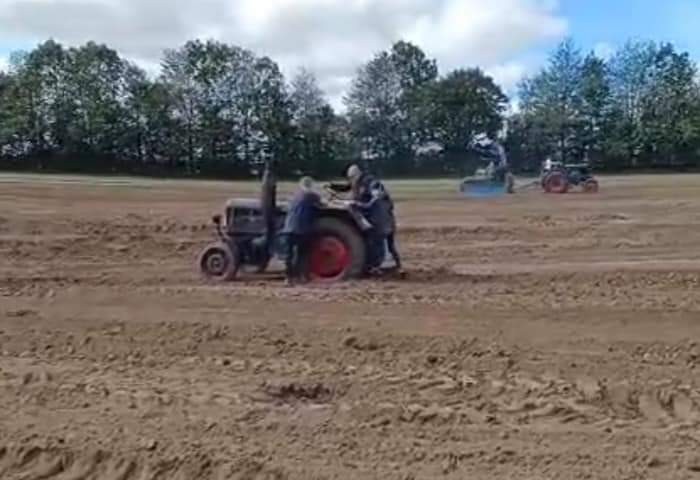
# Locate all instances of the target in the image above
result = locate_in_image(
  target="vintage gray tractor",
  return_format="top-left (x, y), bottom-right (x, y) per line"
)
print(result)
top-left (198, 162), bottom-right (375, 283)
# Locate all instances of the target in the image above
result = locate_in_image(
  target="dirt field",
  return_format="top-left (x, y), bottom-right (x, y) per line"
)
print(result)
top-left (2, 173), bottom-right (700, 480)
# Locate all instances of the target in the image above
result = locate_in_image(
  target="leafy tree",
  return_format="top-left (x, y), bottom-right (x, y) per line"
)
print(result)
top-left (642, 43), bottom-right (699, 165)
top-left (412, 68), bottom-right (508, 173)
top-left (288, 68), bottom-right (343, 176)
top-left (160, 40), bottom-right (291, 176)
top-left (4, 41), bottom-right (69, 160)
top-left (124, 77), bottom-right (179, 169)
top-left (579, 53), bottom-right (611, 163)
top-left (62, 42), bottom-right (141, 161)
top-left (519, 39), bottom-right (587, 163)
top-left (605, 40), bottom-right (658, 166)
top-left (3, 36), bottom-right (700, 177)
top-left (345, 41), bottom-right (437, 174)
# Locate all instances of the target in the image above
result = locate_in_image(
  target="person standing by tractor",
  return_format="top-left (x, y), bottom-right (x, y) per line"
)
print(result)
top-left (350, 180), bottom-right (402, 274)
top-left (328, 164), bottom-right (402, 274)
top-left (375, 181), bottom-right (401, 271)
top-left (328, 164), bottom-right (376, 203)
top-left (283, 176), bottom-right (322, 285)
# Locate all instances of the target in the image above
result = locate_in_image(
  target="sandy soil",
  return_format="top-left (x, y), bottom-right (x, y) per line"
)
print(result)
top-left (2, 173), bottom-right (700, 479)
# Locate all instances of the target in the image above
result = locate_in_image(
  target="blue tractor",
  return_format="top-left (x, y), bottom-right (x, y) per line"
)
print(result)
top-left (459, 139), bottom-right (515, 198)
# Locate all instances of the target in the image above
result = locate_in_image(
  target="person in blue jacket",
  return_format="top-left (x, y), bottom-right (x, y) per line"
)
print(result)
top-left (283, 176), bottom-right (322, 285)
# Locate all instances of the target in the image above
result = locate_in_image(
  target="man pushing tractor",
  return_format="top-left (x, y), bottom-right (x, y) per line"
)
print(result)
top-left (326, 164), bottom-right (401, 274)
top-left (198, 160), bottom-right (401, 284)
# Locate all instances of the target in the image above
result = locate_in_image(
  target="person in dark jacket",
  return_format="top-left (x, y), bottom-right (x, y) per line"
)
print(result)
top-left (353, 180), bottom-right (402, 273)
top-left (381, 185), bottom-right (401, 271)
top-left (328, 164), bottom-right (375, 203)
top-left (283, 176), bottom-right (322, 285)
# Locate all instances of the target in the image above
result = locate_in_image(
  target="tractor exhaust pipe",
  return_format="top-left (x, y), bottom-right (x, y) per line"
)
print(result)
top-left (260, 159), bottom-right (277, 259)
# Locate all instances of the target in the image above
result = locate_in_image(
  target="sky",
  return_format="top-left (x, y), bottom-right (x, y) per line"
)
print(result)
top-left (0, 0), bottom-right (698, 109)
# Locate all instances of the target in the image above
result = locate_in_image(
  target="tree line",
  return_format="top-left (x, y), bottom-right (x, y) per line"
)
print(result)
top-left (1, 38), bottom-right (699, 178)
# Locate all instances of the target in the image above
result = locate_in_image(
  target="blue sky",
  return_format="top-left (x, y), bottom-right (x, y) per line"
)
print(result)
top-left (559, 0), bottom-right (699, 58)
top-left (0, 0), bottom-right (698, 103)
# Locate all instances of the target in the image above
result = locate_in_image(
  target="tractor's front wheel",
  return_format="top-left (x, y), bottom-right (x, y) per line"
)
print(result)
top-left (308, 217), bottom-right (366, 282)
top-left (583, 178), bottom-right (599, 193)
top-left (199, 242), bottom-right (239, 282)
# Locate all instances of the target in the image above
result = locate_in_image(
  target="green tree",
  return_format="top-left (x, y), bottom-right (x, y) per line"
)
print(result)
top-left (62, 42), bottom-right (142, 162)
top-left (519, 39), bottom-right (586, 163)
top-left (0, 40), bottom-right (141, 170)
top-left (642, 43), bottom-right (699, 166)
top-left (161, 40), bottom-right (291, 176)
top-left (579, 53), bottom-right (611, 164)
top-left (605, 40), bottom-right (658, 166)
top-left (604, 41), bottom-right (700, 168)
top-left (4, 41), bottom-right (70, 160)
top-left (288, 68), bottom-right (343, 176)
top-left (345, 41), bottom-right (438, 174)
top-left (123, 76), bottom-right (179, 169)
top-left (412, 68), bottom-right (508, 173)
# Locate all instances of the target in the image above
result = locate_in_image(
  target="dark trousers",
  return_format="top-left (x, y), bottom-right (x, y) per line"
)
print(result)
top-left (386, 233), bottom-right (401, 268)
top-left (368, 232), bottom-right (386, 270)
top-left (285, 233), bottom-right (310, 280)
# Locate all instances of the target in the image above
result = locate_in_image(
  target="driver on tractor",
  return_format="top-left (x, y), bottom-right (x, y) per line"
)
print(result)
top-left (472, 135), bottom-right (508, 181)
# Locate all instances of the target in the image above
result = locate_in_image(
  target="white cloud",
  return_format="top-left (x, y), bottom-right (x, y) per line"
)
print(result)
top-left (0, 0), bottom-right (568, 103)
top-left (486, 62), bottom-right (529, 94)
top-left (0, 55), bottom-right (8, 73)
top-left (593, 42), bottom-right (615, 60)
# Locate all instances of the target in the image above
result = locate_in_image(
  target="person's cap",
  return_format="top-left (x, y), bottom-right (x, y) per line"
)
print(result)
top-left (299, 176), bottom-right (314, 190)
top-left (347, 164), bottom-right (362, 179)
top-left (474, 133), bottom-right (491, 146)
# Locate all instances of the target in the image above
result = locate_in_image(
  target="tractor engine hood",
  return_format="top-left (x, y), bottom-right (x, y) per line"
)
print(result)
top-left (225, 198), bottom-right (289, 212)
top-left (224, 198), bottom-right (288, 234)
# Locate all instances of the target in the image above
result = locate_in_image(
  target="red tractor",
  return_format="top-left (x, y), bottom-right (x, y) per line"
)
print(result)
top-left (541, 162), bottom-right (599, 194)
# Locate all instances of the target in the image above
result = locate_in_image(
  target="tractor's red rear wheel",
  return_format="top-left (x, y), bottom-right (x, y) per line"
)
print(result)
top-left (309, 236), bottom-right (351, 281)
top-left (307, 217), bottom-right (366, 282)
top-left (544, 171), bottom-right (569, 194)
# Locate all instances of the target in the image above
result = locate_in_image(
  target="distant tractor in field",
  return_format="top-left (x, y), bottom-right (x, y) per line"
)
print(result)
top-left (198, 162), bottom-right (375, 283)
top-left (459, 137), bottom-right (515, 198)
top-left (541, 162), bottom-right (599, 194)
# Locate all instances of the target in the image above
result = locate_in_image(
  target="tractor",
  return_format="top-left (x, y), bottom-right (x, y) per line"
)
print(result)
top-left (197, 161), bottom-right (375, 283)
top-left (541, 162), bottom-right (599, 194)
top-left (459, 139), bottom-right (514, 198)
top-left (459, 167), bottom-right (514, 197)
